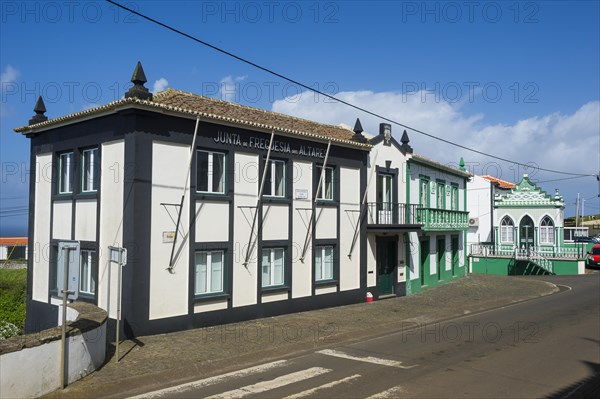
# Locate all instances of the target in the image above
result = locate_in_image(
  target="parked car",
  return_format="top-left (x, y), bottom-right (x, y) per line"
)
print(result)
top-left (587, 244), bottom-right (600, 268)
top-left (575, 236), bottom-right (600, 243)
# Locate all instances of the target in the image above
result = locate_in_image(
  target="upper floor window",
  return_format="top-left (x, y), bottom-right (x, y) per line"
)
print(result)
top-left (436, 181), bottom-right (445, 209)
top-left (81, 148), bottom-right (99, 192)
top-left (450, 184), bottom-right (459, 210)
top-left (263, 160), bottom-right (285, 197)
top-left (58, 152), bottom-right (74, 194)
top-left (197, 150), bottom-right (225, 194)
top-left (316, 166), bottom-right (334, 200)
top-left (540, 216), bottom-right (555, 245)
top-left (262, 248), bottom-right (285, 287)
top-left (419, 178), bottom-right (429, 208)
top-left (500, 216), bottom-right (515, 243)
top-left (195, 250), bottom-right (224, 295)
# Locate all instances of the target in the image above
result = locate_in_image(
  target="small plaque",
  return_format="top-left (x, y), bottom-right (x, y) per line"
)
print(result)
top-left (295, 189), bottom-right (309, 200)
top-left (163, 231), bottom-right (176, 243)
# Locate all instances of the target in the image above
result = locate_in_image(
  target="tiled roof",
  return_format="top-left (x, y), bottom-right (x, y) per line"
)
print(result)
top-left (0, 237), bottom-right (27, 245)
top-left (15, 88), bottom-right (370, 149)
top-left (410, 153), bottom-right (471, 178)
top-left (482, 175), bottom-right (516, 189)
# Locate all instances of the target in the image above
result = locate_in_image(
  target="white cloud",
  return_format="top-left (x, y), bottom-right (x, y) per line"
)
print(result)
top-left (1, 65), bottom-right (20, 118)
top-left (219, 75), bottom-right (246, 102)
top-left (0, 64), bottom-right (19, 85)
top-left (152, 77), bottom-right (169, 93)
top-left (272, 90), bottom-right (599, 182)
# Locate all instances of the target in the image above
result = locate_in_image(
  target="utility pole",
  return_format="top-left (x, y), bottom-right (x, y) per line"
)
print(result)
top-left (575, 193), bottom-right (580, 227)
top-left (582, 199), bottom-right (586, 224)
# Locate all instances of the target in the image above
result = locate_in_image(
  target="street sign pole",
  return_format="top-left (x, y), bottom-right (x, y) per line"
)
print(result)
top-left (116, 248), bottom-right (122, 363)
top-left (60, 245), bottom-right (69, 389)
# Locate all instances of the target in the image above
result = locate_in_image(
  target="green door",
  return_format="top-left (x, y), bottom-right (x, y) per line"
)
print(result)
top-left (377, 239), bottom-right (396, 296)
top-left (420, 238), bottom-right (429, 286)
top-left (451, 236), bottom-right (459, 276)
top-left (437, 238), bottom-right (445, 281)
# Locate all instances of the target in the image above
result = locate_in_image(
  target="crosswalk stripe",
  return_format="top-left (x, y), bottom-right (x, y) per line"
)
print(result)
top-left (365, 386), bottom-right (405, 398)
top-left (205, 367), bottom-right (332, 399)
top-left (284, 374), bottom-right (361, 399)
top-left (127, 360), bottom-right (288, 399)
top-left (316, 349), bottom-right (417, 369)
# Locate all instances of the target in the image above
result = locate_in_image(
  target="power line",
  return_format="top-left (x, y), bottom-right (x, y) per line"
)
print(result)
top-left (105, 0), bottom-right (597, 178)
top-left (533, 175), bottom-right (591, 184)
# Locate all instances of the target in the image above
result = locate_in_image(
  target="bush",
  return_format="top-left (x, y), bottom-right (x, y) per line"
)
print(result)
top-left (0, 269), bottom-right (27, 336)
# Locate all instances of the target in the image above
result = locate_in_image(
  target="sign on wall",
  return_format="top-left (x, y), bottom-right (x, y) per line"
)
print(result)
top-left (57, 241), bottom-right (80, 300)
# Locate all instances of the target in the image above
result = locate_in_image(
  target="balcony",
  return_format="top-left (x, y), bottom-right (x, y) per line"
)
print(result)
top-left (416, 207), bottom-right (469, 231)
top-left (366, 202), bottom-right (421, 233)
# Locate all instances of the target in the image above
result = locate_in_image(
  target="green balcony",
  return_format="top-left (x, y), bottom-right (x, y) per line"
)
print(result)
top-left (416, 208), bottom-right (469, 231)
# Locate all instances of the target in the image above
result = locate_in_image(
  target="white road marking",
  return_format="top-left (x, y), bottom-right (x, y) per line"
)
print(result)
top-left (127, 360), bottom-right (287, 399)
top-left (316, 349), bottom-right (417, 369)
top-left (206, 367), bottom-right (332, 399)
top-left (284, 374), bottom-right (362, 399)
top-left (366, 386), bottom-right (406, 398)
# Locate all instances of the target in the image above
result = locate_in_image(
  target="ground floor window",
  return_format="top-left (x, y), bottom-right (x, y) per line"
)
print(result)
top-left (540, 216), bottom-right (555, 245)
top-left (262, 248), bottom-right (285, 287)
top-left (79, 250), bottom-right (97, 295)
top-left (195, 251), bottom-right (224, 295)
top-left (500, 216), bottom-right (515, 243)
top-left (315, 246), bottom-right (333, 282)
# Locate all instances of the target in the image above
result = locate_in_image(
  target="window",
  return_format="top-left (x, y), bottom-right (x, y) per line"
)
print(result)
top-left (315, 246), bottom-right (333, 282)
top-left (58, 152), bottom-right (74, 194)
top-left (436, 181), bottom-right (445, 209)
top-left (262, 248), bottom-right (285, 287)
top-left (419, 177), bottom-right (429, 208)
top-left (197, 150), bottom-right (225, 194)
top-left (540, 216), bottom-right (555, 245)
top-left (79, 250), bottom-right (97, 295)
top-left (500, 216), bottom-right (515, 243)
top-left (316, 166), bottom-right (334, 200)
top-left (81, 148), bottom-right (99, 192)
top-left (195, 251), bottom-right (224, 295)
top-left (450, 184), bottom-right (459, 210)
top-left (264, 160), bottom-right (285, 197)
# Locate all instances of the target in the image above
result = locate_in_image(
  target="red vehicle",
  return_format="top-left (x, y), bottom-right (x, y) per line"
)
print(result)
top-left (587, 244), bottom-right (600, 268)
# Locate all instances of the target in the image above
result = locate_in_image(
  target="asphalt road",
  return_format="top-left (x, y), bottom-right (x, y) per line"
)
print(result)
top-left (132, 274), bottom-right (599, 399)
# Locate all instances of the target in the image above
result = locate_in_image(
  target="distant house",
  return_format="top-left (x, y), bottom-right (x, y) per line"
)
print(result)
top-left (0, 237), bottom-right (28, 261)
top-left (467, 174), bottom-right (586, 275)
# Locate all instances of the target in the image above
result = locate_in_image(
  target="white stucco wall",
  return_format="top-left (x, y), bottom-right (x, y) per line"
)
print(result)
top-left (149, 141), bottom-right (190, 320)
top-left (52, 200), bottom-right (72, 240)
top-left (98, 140), bottom-right (124, 319)
top-left (32, 153), bottom-right (53, 302)
top-left (291, 160), bottom-right (312, 299)
top-left (339, 167), bottom-right (361, 291)
top-left (262, 204), bottom-right (289, 241)
top-left (232, 152), bottom-right (259, 307)
top-left (195, 201), bottom-right (229, 243)
top-left (74, 199), bottom-right (97, 242)
top-left (314, 207), bottom-right (337, 239)
top-left (467, 175), bottom-right (493, 246)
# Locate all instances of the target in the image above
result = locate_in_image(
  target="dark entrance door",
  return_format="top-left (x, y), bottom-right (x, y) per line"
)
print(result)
top-left (451, 236), bottom-right (459, 276)
top-left (519, 215), bottom-right (535, 250)
top-left (437, 237), bottom-right (445, 281)
top-left (420, 238), bottom-right (429, 286)
top-left (377, 238), bottom-right (397, 296)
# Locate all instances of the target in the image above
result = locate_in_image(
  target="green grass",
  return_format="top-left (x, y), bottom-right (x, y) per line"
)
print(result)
top-left (0, 269), bottom-right (27, 332)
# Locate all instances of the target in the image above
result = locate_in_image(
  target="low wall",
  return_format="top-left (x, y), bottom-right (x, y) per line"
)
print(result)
top-left (0, 302), bottom-right (107, 399)
top-left (470, 256), bottom-right (584, 276)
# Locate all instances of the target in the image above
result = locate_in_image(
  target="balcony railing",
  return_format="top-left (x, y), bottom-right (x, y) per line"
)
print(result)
top-left (470, 244), bottom-right (586, 260)
top-left (366, 202), bottom-right (419, 225)
top-left (416, 208), bottom-right (469, 231)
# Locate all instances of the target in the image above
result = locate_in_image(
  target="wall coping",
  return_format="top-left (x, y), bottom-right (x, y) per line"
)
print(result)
top-left (0, 302), bottom-right (107, 355)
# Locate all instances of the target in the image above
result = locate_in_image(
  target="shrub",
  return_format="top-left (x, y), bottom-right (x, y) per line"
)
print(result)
top-left (0, 269), bottom-right (27, 336)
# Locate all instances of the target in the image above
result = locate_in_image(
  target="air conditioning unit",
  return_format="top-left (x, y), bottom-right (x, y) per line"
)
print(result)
top-left (469, 217), bottom-right (479, 227)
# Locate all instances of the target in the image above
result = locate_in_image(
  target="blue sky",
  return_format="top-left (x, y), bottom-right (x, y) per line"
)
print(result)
top-left (1, 0), bottom-right (599, 235)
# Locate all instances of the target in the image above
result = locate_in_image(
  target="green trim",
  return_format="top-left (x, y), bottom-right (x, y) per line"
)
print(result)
top-left (406, 162), bottom-right (411, 220)
top-left (409, 157), bottom-right (471, 179)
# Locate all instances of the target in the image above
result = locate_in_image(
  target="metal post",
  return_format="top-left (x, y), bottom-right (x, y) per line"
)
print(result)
top-left (60, 247), bottom-right (70, 389)
top-left (116, 248), bottom-right (122, 363)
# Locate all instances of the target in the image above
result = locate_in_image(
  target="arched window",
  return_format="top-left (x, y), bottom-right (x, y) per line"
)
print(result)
top-left (500, 216), bottom-right (515, 243)
top-left (540, 216), bottom-right (555, 245)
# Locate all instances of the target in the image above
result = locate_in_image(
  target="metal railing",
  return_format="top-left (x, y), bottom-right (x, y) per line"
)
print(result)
top-left (366, 202), bottom-right (419, 225)
top-left (470, 243), bottom-right (586, 260)
top-left (416, 207), bottom-right (470, 231)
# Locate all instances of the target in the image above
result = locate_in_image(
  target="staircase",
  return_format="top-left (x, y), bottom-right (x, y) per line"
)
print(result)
top-left (515, 247), bottom-right (554, 274)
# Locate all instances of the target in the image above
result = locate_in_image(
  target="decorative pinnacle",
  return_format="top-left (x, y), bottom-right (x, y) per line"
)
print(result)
top-left (352, 118), bottom-right (366, 143)
top-left (353, 118), bottom-right (363, 134)
top-left (125, 61), bottom-right (153, 101)
top-left (29, 96), bottom-right (48, 125)
top-left (399, 130), bottom-right (413, 154)
top-left (459, 157), bottom-right (466, 172)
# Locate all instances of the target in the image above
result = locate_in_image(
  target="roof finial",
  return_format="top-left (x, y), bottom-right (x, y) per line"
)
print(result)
top-left (125, 61), bottom-right (153, 101)
top-left (459, 157), bottom-right (466, 172)
top-left (352, 118), bottom-right (366, 142)
top-left (400, 130), bottom-right (413, 154)
top-left (29, 96), bottom-right (48, 125)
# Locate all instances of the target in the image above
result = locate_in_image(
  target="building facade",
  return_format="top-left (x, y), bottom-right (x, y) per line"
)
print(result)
top-left (16, 64), bottom-right (374, 336)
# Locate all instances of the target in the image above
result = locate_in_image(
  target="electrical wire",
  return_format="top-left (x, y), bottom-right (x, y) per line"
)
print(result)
top-left (105, 0), bottom-right (597, 178)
